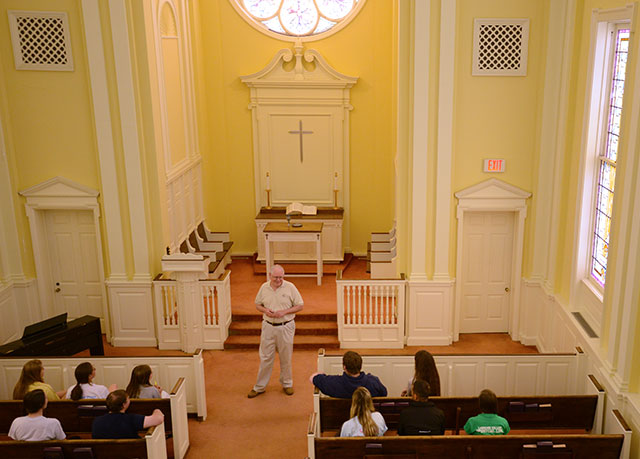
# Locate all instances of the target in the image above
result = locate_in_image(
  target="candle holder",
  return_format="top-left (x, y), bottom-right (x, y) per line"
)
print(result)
top-left (266, 189), bottom-right (272, 209)
top-left (333, 189), bottom-right (339, 209)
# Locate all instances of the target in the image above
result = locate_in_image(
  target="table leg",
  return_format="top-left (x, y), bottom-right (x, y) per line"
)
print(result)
top-left (265, 234), bottom-right (271, 282)
top-left (316, 233), bottom-right (322, 286)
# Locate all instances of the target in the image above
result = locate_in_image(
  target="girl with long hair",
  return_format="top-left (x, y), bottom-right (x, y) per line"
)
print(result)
top-left (125, 364), bottom-right (164, 399)
top-left (12, 359), bottom-right (65, 401)
top-left (340, 387), bottom-right (388, 437)
top-left (402, 350), bottom-right (441, 397)
top-left (65, 362), bottom-right (115, 400)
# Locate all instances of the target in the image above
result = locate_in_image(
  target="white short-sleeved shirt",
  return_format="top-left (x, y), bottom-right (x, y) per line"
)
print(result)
top-left (9, 415), bottom-right (66, 441)
top-left (340, 411), bottom-right (388, 437)
top-left (255, 280), bottom-right (303, 322)
top-left (65, 383), bottom-right (110, 400)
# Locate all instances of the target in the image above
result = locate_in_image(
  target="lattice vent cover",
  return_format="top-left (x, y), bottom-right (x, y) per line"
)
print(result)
top-left (7, 10), bottom-right (74, 71)
top-left (473, 19), bottom-right (529, 76)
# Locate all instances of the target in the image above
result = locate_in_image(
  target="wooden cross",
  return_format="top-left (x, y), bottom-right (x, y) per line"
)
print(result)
top-left (288, 120), bottom-right (313, 163)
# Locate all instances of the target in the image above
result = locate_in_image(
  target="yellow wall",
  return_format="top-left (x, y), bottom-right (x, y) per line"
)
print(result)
top-left (196, 0), bottom-right (396, 254)
top-left (0, 0), bottom-right (101, 277)
top-left (452, 0), bottom-right (547, 277)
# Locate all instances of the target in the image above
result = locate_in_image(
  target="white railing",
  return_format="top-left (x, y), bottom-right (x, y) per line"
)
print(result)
top-left (336, 273), bottom-right (406, 349)
top-left (153, 270), bottom-right (231, 351)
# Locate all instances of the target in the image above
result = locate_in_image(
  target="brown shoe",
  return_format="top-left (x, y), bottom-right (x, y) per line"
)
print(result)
top-left (247, 389), bottom-right (264, 398)
top-left (283, 387), bottom-right (294, 396)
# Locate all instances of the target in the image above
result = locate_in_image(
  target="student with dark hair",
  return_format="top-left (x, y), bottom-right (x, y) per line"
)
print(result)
top-left (402, 350), bottom-right (441, 397)
top-left (8, 389), bottom-right (66, 441)
top-left (310, 351), bottom-right (387, 398)
top-left (340, 387), bottom-right (387, 437)
top-left (464, 389), bottom-right (510, 435)
top-left (92, 389), bottom-right (164, 439)
top-left (65, 362), bottom-right (116, 400)
top-left (12, 359), bottom-right (65, 401)
top-left (397, 380), bottom-right (445, 436)
top-left (126, 365), bottom-right (167, 399)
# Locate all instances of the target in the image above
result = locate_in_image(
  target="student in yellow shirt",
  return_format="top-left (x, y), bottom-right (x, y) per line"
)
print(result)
top-left (13, 359), bottom-right (66, 401)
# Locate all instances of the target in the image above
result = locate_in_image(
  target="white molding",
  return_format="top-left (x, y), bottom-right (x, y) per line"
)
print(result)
top-left (0, 279), bottom-right (39, 345)
top-left (81, 0), bottom-right (127, 279)
top-left (406, 279), bottom-right (454, 346)
top-left (409, 0), bottom-right (430, 281)
top-left (19, 177), bottom-right (111, 339)
top-left (0, 116), bottom-right (24, 281)
top-left (107, 280), bottom-right (156, 347)
top-left (109, 0), bottom-right (151, 281)
top-left (532, 0), bottom-right (574, 283)
top-left (433, 0), bottom-right (455, 281)
top-left (454, 179), bottom-right (531, 341)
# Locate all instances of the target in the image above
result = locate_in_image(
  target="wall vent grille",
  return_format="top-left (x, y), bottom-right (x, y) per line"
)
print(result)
top-left (8, 10), bottom-right (73, 71)
top-left (473, 19), bottom-right (529, 76)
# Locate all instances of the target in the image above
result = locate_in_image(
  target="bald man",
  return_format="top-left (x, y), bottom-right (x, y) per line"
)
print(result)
top-left (248, 265), bottom-right (304, 398)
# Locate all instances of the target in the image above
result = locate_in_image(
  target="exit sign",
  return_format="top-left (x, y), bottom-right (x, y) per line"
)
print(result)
top-left (484, 159), bottom-right (505, 172)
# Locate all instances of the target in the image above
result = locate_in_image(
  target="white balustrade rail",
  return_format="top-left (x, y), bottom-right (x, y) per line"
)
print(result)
top-left (336, 273), bottom-right (406, 349)
top-left (153, 270), bottom-right (231, 350)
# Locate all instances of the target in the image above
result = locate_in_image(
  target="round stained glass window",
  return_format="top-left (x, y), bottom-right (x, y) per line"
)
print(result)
top-left (231, 0), bottom-right (365, 41)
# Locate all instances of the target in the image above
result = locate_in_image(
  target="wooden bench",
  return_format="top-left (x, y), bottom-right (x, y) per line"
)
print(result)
top-left (0, 422), bottom-right (166, 459)
top-left (316, 394), bottom-right (600, 435)
top-left (0, 378), bottom-right (189, 459)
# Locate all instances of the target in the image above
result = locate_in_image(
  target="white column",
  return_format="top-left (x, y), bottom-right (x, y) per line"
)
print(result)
top-left (433, 0), bottom-right (455, 281)
top-left (409, 0), bottom-right (430, 281)
top-left (81, 0), bottom-right (127, 281)
top-left (109, 0), bottom-right (151, 281)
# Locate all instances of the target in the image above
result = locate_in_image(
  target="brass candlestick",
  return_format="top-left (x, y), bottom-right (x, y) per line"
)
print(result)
top-left (333, 189), bottom-right (339, 209)
top-left (266, 189), bottom-right (272, 209)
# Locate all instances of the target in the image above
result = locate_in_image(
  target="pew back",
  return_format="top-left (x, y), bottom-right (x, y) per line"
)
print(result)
top-left (318, 395), bottom-right (599, 433)
top-left (0, 421), bottom-right (167, 459)
top-left (311, 434), bottom-right (624, 459)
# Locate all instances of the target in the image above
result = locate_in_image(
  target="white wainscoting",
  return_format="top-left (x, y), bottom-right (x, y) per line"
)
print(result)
top-left (317, 352), bottom-right (580, 398)
top-left (0, 350), bottom-right (207, 419)
top-left (167, 159), bottom-right (203, 253)
top-left (0, 279), bottom-right (40, 345)
top-left (107, 280), bottom-right (157, 347)
top-left (406, 280), bottom-right (454, 346)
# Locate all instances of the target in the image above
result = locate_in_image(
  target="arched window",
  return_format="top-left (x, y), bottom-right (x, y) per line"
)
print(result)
top-left (230, 0), bottom-right (365, 41)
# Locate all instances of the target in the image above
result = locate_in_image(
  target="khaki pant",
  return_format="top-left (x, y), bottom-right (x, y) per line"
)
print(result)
top-left (253, 320), bottom-right (295, 391)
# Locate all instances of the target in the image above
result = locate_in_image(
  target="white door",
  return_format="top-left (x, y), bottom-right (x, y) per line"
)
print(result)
top-left (44, 210), bottom-right (103, 320)
top-left (460, 212), bottom-right (514, 333)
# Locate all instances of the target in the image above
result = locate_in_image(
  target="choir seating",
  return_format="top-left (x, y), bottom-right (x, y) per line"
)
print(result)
top-left (367, 224), bottom-right (397, 279)
top-left (175, 221), bottom-right (232, 279)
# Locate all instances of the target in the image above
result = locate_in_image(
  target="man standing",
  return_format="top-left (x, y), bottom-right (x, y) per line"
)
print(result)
top-left (310, 351), bottom-right (387, 398)
top-left (248, 264), bottom-right (303, 398)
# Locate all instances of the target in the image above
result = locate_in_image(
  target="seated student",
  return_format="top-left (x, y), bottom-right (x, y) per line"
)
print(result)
top-left (13, 359), bottom-right (65, 401)
top-left (92, 389), bottom-right (164, 439)
top-left (66, 362), bottom-right (116, 400)
top-left (9, 389), bottom-right (66, 441)
top-left (401, 350), bottom-right (441, 397)
top-left (125, 364), bottom-right (168, 399)
top-left (310, 351), bottom-right (387, 398)
top-left (397, 379), bottom-right (445, 436)
top-left (464, 389), bottom-right (510, 435)
top-left (340, 387), bottom-right (388, 437)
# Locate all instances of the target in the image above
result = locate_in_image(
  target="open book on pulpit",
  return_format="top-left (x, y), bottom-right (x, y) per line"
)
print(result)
top-left (286, 202), bottom-right (317, 216)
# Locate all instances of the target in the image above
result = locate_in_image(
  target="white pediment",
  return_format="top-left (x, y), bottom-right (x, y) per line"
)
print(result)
top-left (19, 176), bottom-right (99, 198)
top-left (240, 40), bottom-right (357, 89)
top-left (455, 178), bottom-right (531, 200)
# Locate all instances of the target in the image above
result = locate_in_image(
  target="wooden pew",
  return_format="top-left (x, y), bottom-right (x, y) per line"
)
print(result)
top-left (0, 378), bottom-right (189, 459)
top-left (308, 429), bottom-right (624, 459)
top-left (0, 422), bottom-right (167, 459)
top-left (316, 394), bottom-right (599, 435)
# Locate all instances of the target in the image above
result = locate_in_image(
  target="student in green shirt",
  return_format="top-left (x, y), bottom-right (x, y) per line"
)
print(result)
top-left (464, 389), bottom-right (510, 435)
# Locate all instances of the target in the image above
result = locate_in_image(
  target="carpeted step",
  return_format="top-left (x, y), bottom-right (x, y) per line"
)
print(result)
top-left (232, 313), bottom-right (337, 322)
top-left (229, 320), bottom-right (338, 336)
top-left (224, 334), bottom-right (340, 350)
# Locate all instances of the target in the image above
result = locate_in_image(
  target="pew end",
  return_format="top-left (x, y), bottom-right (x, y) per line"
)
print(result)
top-left (169, 377), bottom-right (190, 459)
top-left (604, 409), bottom-right (631, 459)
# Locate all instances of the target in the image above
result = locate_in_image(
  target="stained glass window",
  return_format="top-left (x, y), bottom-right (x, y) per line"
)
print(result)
top-left (590, 27), bottom-right (629, 286)
top-left (236, 0), bottom-right (362, 38)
